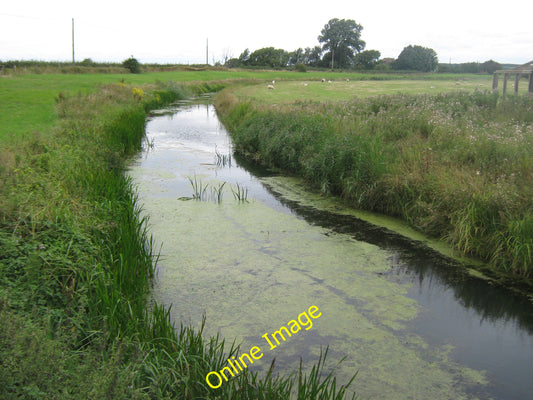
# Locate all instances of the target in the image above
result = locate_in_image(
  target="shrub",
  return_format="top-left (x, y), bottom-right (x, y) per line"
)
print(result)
top-left (295, 63), bottom-right (307, 72)
top-left (122, 57), bottom-right (141, 74)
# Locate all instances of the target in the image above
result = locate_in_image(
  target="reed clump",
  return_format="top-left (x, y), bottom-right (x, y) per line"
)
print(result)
top-left (215, 90), bottom-right (533, 278)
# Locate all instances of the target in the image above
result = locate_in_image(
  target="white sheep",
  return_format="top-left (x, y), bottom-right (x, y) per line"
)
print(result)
top-left (321, 78), bottom-right (326, 82)
top-left (267, 84), bottom-right (275, 90)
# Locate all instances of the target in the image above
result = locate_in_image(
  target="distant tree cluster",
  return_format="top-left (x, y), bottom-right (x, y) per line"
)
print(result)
top-left (438, 60), bottom-right (502, 74)
top-left (226, 18), bottom-right (380, 70)
top-left (392, 45), bottom-right (438, 72)
top-left (222, 18), bottom-right (507, 74)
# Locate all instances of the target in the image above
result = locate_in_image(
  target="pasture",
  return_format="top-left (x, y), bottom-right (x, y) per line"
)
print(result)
top-left (1, 70), bottom-right (512, 141)
top-left (234, 74), bottom-right (533, 103)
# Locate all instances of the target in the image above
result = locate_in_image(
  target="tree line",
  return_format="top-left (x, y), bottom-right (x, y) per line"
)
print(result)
top-left (223, 18), bottom-right (502, 73)
top-left (225, 19), bottom-right (381, 70)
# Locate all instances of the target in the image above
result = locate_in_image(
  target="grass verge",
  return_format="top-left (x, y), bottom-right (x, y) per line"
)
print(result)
top-left (215, 88), bottom-right (533, 284)
top-left (0, 78), bottom-right (357, 398)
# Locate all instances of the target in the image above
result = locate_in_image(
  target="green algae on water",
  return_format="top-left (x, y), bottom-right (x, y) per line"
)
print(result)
top-left (128, 174), bottom-right (490, 399)
top-left (261, 175), bottom-right (487, 268)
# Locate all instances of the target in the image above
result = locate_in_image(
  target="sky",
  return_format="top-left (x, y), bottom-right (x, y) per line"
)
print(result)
top-left (1, 0), bottom-right (532, 65)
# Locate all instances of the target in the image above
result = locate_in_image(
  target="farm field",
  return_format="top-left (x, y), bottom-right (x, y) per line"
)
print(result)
top-left (0, 70), bottom-right (248, 140)
top-left (234, 74), bottom-right (497, 103)
top-left (1, 70), bottom-right (514, 140)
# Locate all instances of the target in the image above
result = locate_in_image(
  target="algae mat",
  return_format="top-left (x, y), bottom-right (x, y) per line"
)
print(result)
top-left (128, 103), bottom-right (491, 399)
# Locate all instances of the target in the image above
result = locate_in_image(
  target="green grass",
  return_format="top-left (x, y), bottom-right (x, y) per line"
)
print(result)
top-left (4, 70), bottom-right (513, 141)
top-left (0, 69), bottom-right (297, 137)
top-left (233, 75), bottom-right (533, 104)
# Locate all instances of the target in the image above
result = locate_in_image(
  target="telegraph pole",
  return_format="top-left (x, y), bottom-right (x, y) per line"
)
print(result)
top-left (72, 18), bottom-right (75, 63)
top-left (206, 38), bottom-right (209, 65)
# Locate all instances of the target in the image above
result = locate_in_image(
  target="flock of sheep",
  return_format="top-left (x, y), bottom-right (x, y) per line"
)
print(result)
top-left (267, 78), bottom-right (350, 90)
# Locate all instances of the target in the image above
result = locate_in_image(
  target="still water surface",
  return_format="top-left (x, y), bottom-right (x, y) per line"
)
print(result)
top-left (128, 100), bottom-right (533, 400)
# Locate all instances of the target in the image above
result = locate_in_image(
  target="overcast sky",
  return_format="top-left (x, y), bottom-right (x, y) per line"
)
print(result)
top-left (1, 0), bottom-right (531, 65)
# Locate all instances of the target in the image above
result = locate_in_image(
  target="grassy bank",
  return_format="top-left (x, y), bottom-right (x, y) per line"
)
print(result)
top-left (0, 75), bottom-right (357, 398)
top-left (215, 89), bottom-right (533, 282)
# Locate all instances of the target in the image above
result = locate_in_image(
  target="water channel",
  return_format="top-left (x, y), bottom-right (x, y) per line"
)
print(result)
top-left (128, 99), bottom-right (533, 400)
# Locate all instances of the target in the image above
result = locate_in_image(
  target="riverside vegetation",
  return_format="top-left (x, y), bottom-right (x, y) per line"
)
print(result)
top-left (2, 69), bottom-right (531, 398)
top-left (215, 87), bottom-right (533, 283)
top-left (0, 78), bottom-right (356, 399)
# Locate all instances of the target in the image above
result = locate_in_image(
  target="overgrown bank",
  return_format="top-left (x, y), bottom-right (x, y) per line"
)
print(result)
top-left (215, 90), bottom-right (533, 285)
top-left (0, 81), bottom-right (356, 399)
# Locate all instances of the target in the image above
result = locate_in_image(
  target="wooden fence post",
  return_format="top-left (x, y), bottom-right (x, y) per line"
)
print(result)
top-left (514, 73), bottom-right (520, 94)
top-left (503, 73), bottom-right (509, 96)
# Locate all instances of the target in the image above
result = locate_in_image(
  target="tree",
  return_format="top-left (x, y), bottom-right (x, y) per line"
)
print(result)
top-left (122, 57), bottom-right (141, 73)
top-left (480, 59), bottom-right (502, 74)
top-left (394, 45), bottom-right (438, 72)
top-left (304, 46), bottom-right (323, 67)
top-left (318, 18), bottom-right (365, 69)
top-left (247, 47), bottom-right (289, 68)
top-left (238, 48), bottom-right (250, 65)
top-left (288, 48), bottom-right (305, 66)
top-left (354, 50), bottom-right (381, 70)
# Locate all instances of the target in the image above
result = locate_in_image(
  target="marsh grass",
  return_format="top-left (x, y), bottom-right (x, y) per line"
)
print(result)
top-left (215, 146), bottom-right (232, 167)
top-left (210, 182), bottom-right (227, 204)
top-left (188, 175), bottom-right (210, 201)
top-left (215, 89), bottom-right (533, 277)
top-left (296, 348), bottom-right (358, 400)
top-left (232, 183), bottom-right (249, 203)
top-left (189, 177), bottom-right (251, 205)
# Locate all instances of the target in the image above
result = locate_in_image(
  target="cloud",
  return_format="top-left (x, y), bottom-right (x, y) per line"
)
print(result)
top-left (1, 0), bottom-right (531, 64)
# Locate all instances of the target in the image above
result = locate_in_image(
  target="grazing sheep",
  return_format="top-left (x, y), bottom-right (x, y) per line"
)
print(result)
top-left (321, 78), bottom-right (326, 82)
top-left (267, 84), bottom-right (275, 90)
top-left (346, 78), bottom-right (350, 82)
top-left (303, 83), bottom-right (308, 86)
top-left (328, 80), bottom-right (332, 84)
